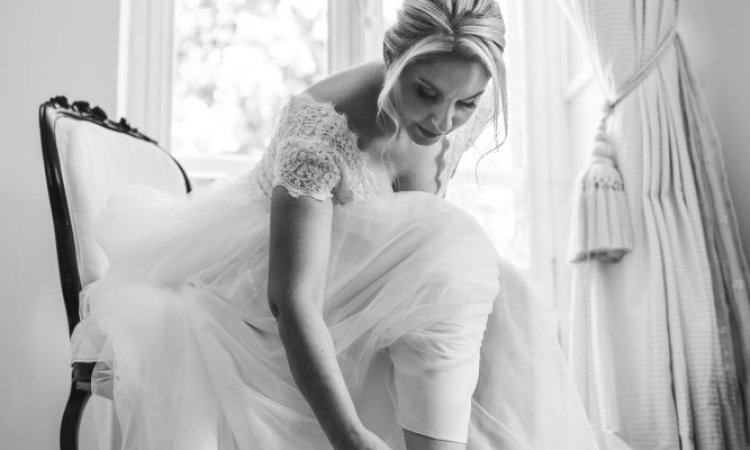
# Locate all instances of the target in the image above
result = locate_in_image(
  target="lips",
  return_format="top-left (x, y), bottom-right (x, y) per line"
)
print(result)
top-left (416, 123), bottom-right (442, 139)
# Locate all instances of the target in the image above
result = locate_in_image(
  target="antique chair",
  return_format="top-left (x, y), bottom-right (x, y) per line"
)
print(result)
top-left (39, 96), bottom-right (192, 450)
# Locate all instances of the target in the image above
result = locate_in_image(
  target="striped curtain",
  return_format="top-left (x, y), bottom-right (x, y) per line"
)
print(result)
top-left (556, 0), bottom-right (750, 448)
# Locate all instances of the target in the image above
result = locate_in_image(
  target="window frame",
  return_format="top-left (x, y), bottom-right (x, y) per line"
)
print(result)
top-left (120, 0), bottom-right (574, 313)
top-left (126, 0), bottom-right (384, 185)
top-left (117, 0), bottom-right (175, 148)
top-left (510, 0), bottom-right (568, 311)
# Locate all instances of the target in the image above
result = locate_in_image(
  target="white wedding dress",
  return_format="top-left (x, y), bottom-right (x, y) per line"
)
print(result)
top-left (71, 94), bottom-right (599, 449)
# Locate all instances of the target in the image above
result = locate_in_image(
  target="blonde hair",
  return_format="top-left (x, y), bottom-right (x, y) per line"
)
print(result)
top-left (378, 0), bottom-right (508, 146)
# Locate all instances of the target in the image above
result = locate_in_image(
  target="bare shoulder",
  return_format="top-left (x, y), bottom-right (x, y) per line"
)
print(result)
top-left (304, 61), bottom-right (384, 138)
top-left (304, 60), bottom-right (383, 106)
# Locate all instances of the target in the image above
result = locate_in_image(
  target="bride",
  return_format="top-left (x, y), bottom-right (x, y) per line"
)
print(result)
top-left (72, 0), bottom-right (598, 449)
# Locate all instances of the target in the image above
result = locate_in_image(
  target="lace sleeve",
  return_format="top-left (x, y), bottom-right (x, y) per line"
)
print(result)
top-left (270, 96), bottom-right (351, 201)
top-left (272, 136), bottom-right (341, 201)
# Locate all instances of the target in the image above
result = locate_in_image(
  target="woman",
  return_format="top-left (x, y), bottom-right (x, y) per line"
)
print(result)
top-left (72, 0), bottom-right (597, 449)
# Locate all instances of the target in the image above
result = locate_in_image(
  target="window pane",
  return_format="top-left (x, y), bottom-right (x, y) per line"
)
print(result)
top-left (172, 0), bottom-right (328, 162)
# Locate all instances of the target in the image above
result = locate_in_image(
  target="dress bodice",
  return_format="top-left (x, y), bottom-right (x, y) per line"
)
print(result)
top-left (249, 91), bottom-right (494, 204)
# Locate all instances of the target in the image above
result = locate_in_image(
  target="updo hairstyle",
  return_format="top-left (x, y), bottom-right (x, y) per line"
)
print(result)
top-left (378, 0), bottom-right (508, 143)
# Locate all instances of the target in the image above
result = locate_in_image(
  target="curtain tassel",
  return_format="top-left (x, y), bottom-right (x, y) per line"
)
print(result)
top-left (566, 29), bottom-right (676, 264)
top-left (568, 117), bottom-right (634, 263)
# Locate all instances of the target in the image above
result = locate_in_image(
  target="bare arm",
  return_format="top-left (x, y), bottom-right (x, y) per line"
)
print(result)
top-left (268, 186), bottom-right (389, 450)
top-left (404, 431), bottom-right (466, 450)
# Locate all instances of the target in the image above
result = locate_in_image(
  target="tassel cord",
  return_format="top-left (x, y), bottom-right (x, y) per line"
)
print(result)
top-left (569, 27), bottom-right (677, 263)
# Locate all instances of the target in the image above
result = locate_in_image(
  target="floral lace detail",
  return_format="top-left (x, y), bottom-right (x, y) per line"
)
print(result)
top-left (273, 139), bottom-right (342, 201)
top-left (251, 93), bottom-right (376, 204)
top-left (251, 91), bottom-right (493, 203)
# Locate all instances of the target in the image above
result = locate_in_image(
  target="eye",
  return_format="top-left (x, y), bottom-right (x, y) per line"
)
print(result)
top-left (459, 100), bottom-right (478, 109)
top-left (416, 85), bottom-right (438, 101)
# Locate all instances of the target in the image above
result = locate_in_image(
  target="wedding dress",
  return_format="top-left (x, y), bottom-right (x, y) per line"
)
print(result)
top-left (71, 93), bottom-right (599, 449)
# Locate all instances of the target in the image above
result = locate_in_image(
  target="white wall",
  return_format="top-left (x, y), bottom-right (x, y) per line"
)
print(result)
top-left (0, 2), bottom-right (120, 449)
top-left (679, 0), bottom-right (750, 257)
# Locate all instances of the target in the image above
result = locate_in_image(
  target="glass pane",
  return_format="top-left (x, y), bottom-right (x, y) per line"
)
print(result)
top-left (382, 0), bottom-right (530, 268)
top-left (382, 0), bottom-right (401, 25)
top-left (172, 0), bottom-right (328, 161)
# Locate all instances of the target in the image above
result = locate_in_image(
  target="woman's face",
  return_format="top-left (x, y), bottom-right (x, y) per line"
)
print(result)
top-left (392, 53), bottom-right (490, 146)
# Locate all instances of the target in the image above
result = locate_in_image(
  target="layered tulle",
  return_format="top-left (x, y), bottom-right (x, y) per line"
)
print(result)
top-left (71, 174), bottom-right (598, 449)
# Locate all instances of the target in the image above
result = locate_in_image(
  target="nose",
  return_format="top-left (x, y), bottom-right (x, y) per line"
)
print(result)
top-left (430, 104), bottom-right (454, 134)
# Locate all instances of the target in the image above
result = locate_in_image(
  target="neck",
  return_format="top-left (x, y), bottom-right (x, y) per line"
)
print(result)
top-left (350, 61), bottom-right (393, 143)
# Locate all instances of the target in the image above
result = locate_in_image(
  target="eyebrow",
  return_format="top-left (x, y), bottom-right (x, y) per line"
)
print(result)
top-left (417, 77), bottom-right (485, 100)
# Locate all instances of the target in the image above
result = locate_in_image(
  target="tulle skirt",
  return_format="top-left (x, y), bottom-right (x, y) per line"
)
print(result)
top-left (71, 174), bottom-right (599, 449)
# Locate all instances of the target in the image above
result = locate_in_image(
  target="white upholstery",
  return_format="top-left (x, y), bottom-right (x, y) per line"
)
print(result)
top-left (55, 117), bottom-right (187, 287)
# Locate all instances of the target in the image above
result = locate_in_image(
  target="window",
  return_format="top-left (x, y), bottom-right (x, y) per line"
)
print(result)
top-left (382, 0), bottom-right (558, 305)
top-left (168, 0), bottom-right (583, 313)
top-left (428, 0), bottom-right (532, 271)
top-left (172, 0), bottom-right (329, 182)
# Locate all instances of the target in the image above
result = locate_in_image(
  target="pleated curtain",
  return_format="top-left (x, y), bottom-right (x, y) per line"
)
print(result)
top-left (556, 0), bottom-right (750, 448)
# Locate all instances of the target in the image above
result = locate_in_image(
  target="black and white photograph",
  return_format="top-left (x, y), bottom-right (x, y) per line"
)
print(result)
top-left (1, 0), bottom-right (749, 449)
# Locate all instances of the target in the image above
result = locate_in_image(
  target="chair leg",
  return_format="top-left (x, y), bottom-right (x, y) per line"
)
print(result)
top-left (60, 380), bottom-right (91, 450)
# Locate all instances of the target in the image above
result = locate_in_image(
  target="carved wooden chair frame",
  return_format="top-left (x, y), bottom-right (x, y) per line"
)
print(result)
top-left (38, 96), bottom-right (191, 449)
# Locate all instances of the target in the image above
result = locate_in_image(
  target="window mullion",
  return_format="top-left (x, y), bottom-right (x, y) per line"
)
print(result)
top-left (118, 0), bottom-right (175, 147)
top-left (519, 0), bottom-right (567, 310)
top-left (328, 0), bottom-right (383, 73)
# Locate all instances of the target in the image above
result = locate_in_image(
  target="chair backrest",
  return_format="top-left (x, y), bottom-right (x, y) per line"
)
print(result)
top-left (39, 96), bottom-right (191, 335)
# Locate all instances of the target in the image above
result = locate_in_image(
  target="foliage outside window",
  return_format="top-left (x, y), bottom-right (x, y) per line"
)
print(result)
top-left (172, 0), bottom-right (328, 163)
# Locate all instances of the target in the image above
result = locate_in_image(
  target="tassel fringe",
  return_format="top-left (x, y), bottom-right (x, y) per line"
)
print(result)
top-left (568, 130), bottom-right (634, 263)
top-left (567, 28), bottom-right (676, 264)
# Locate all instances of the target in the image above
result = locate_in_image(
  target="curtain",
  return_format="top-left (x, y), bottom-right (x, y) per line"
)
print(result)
top-left (556, 0), bottom-right (750, 448)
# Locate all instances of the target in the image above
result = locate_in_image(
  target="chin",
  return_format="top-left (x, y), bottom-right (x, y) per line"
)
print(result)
top-left (407, 124), bottom-right (443, 146)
